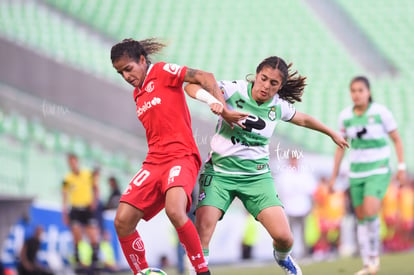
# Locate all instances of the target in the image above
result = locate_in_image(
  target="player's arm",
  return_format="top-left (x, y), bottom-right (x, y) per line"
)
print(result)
top-left (92, 169), bottom-right (100, 210)
top-left (328, 147), bottom-right (346, 192)
top-left (20, 242), bottom-right (34, 271)
top-left (389, 129), bottom-right (407, 185)
top-left (62, 181), bottom-right (69, 226)
top-left (184, 68), bottom-right (226, 110)
top-left (184, 81), bottom-right (224, 115)
top-left (184, 69), bottom-right (248, 127)
top-left (289, 111), bottom-right (349, 149)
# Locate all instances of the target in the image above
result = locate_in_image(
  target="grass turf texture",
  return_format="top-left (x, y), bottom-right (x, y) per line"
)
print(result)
top-left (116, 251), bottom-right (414, 275)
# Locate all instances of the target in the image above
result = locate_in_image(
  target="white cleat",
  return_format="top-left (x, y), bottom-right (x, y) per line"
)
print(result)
top-left (354, 267), bottom-right (371, 275)
top-left (367, 256), bottom-right (380, 274)
top-left (275, 255), bottom-right (302, 275)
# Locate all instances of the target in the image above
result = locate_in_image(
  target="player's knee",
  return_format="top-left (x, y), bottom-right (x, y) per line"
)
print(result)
top-left (165, 206), bottom-right (187, 228)
top-left (364, 207), bottom-right (378, 218)
top-left (114, 212), bottom-right (135, 237)
top-left (273, 230), bottom-right (293, 248)
top-left (363, 202), bottom-right (380, 218)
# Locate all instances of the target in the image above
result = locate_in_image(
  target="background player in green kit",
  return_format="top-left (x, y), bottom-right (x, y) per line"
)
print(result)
top-left (185, 56), bottom-right (349, 275)
top-left (329, 76), bottom-right (407, 275)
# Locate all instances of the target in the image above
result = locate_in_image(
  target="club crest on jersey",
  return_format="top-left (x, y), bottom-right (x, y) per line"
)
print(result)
top-left (145, 81), bottom-right (154, 93)
top-left (163, 63), bottom-right (181, 75)
top-left (268, 106), bottom-right (276, 121)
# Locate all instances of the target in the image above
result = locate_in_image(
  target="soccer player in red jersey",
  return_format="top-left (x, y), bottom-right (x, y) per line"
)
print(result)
top-left (110, 38), bottom-right (246, 275)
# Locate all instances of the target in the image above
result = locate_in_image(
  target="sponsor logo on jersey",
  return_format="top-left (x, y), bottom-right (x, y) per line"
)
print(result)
top-left (144, 81), bottom-right (154, 93)
top-left (163, 63), bottom-right (181, 75)
top-left (268, 106), bottom-right (276, 121)
top-left (137, 97), bottom-right (161, 117)
top-left (241, 114), bottom-right (266, 132)
top-left (132, 237), bottom-right (145, 252)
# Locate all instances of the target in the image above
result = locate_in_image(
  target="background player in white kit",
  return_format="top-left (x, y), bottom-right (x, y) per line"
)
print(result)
top-left (186, 56), bottom-right (349, 275)
top-left (329, 76), bottom-right (406, 275)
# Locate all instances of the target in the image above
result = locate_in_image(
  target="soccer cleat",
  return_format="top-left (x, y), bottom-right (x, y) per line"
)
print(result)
top-left (367, 256), bottom-right (380, 274)
top-left (354, 257), bottom-right (380, 275)
top-left (354, 267), bottom-right (370, 275)
top-left (276, 255), bottom-right (302, 275)
top-left (196, 271), bottom-right (211, 275)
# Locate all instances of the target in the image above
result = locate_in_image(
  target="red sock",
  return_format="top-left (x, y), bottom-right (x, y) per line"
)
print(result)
top-left (176, 219), bottom-right (208, 273)
top-left (118, 230), bottom-right (148, 273)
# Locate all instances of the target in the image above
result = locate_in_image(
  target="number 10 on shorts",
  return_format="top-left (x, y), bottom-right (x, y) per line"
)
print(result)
top-left (132, 169), bottom-right (150, 187)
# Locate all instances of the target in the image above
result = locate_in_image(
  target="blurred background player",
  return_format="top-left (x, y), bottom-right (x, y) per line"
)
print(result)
top-left (276, 155), bottom-right (318, 259)
top-left (110, 38), bottom-right (246, 275)
top-left (62, 153), bottom-right (100, 271)
top-left (185, 56), bottom-right (348, 275)
top-left (312, 177), bottom-right (346, 257)
top-left (104, 176), bottom-right (121, 210)
top-left (329, 76), bottom-right (407, 275)
top-left (240, 212), bottom-right (259, 260)
top-left (17, 226), bottom-right (53, 275)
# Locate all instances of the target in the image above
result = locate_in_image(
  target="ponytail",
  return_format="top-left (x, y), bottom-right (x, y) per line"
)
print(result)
top-left (110, 38), bottom-right (166, 64)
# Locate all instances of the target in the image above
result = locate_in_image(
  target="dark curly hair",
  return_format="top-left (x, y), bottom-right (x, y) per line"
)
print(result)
top-left (110, 38), bottom-right (166, 64)
top-left (248, 56), bottom-right (306, 104)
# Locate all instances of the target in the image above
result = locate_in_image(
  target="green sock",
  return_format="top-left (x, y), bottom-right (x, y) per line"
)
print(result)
top-left (202, 248), bottom-right (209, 265)
top-left (273, 244), bottom-right (292, 261)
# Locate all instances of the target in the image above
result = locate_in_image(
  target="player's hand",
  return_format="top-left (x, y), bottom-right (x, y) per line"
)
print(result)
top-left (328, 177), bottom-right (336, 193)
top-left (331, 133), bottom-right (349, 149)
top-left (90, 201), bottom-right (97, 211)
top-left (209, 102), bottom-right (224, 115)
top-left (397, 169), bottom-right (407, 186)
top-left (24, 263), bottom-right (35, 272)
top-left (222, 108), bottom-right (249, 129)
top-left (62, 212), bottom-right (69, 226)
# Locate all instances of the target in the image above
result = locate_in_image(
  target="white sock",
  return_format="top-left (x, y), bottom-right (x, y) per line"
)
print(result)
top-left (357, 221), bottom-right (370, 266)
top-left (366, 217), bottom-right (380, 259)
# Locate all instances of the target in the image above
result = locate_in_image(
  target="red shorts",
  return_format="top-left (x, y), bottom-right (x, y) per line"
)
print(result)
top-left (120, 155), bottom-right (200, 221)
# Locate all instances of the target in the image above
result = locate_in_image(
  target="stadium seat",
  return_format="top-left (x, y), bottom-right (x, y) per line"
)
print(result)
top-left (1, 0), bottom-right (412, 171)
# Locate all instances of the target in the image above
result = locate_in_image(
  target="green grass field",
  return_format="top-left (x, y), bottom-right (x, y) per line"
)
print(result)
top-left (136, 251), bottom-right (414, 275)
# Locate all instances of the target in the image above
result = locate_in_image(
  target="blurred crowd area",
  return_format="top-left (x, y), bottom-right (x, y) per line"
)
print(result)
top-left (309, 176), bottom-right (414, 257)
top-left (264, 162), bottom-right (414, 261)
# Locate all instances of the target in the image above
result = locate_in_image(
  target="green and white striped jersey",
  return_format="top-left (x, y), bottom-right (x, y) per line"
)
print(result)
top-left (208, 80), bottom-right (296, 175)
top-left (338, 103), bottom-right (397, 179)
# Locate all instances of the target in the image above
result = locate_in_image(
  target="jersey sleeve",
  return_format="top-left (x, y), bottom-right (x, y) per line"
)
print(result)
top-left (218, 80), bottom-right (242, 100)
top-left (380, 106), bottom-right (397, 132)
top-left (158, 62), bottom-right (187, 88)
top-left (338, 114), bottom-right (347, 138)
top-left (280, 100), bottom-right (296, 121)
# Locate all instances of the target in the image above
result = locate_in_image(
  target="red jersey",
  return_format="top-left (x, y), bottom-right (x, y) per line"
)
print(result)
top-left (133, 62), bottom-right (201, 165)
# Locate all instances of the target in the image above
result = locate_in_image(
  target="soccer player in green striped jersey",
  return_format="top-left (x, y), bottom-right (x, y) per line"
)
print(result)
top-left (185, 56), bottom-right (348, 275)
top-left (329, 76), bottom-right (406, 275)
